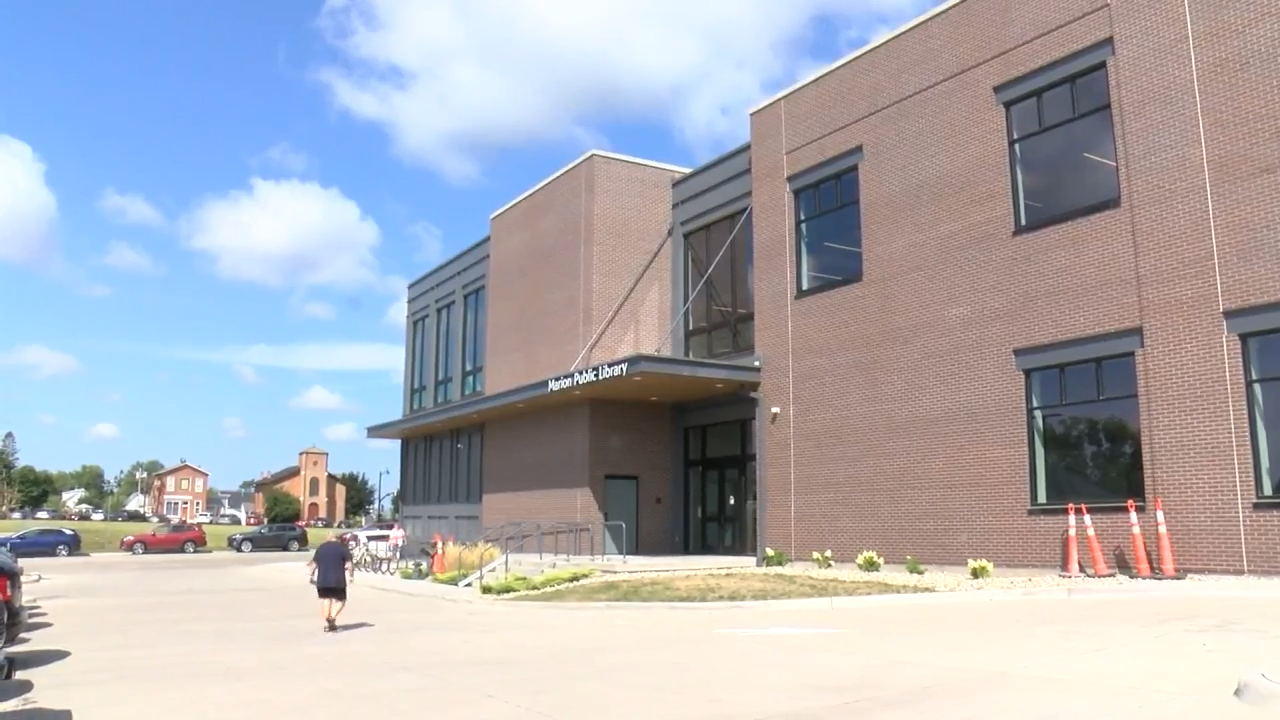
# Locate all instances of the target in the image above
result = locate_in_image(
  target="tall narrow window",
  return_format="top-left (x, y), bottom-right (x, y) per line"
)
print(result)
top-left (685, 210), bottom-right (754, 359)
top-left (434, 303), bottom-right (455, 404)
top-left (1244, 332), bottom-right (1280, 498)
top-left (410, 317), bottom-right (429, 410)
top-left (1006, 65), bottom-right (1120, 231)
top-left (461, 287), bottom-right (486, 396)
top-left (795, 168), bottom-right (862, 294)
top-left (1026, 355), bottom-right (1143, 506)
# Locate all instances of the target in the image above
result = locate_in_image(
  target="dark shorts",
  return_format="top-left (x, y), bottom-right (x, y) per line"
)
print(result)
top-left (316, 586), bottom-right (347, 602)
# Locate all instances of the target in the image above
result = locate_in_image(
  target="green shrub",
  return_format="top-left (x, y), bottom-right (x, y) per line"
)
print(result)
top-left (854, 551), bottom-right (884, 572)
top-left (966, 558), bottom-right (994, 579)
top-left (397, 568), bottom-right (418, 580)
top-left (763, 547), bottom-right (789, 567)
top-left (431, 569), bottom-right (468, 585)
top-left (904, 556), bottom-right (926, 575)
top-left (481, 568), bottom-right (596, 596)
top-left (811, 549), bottom-right (835, 569)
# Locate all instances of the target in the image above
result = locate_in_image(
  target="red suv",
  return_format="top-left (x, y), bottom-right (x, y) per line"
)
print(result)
top-left (120, 523), bottom-right (208, 555)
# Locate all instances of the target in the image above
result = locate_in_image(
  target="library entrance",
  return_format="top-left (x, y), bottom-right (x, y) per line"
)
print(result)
top-left (685, 419), bottom-right (757, 555)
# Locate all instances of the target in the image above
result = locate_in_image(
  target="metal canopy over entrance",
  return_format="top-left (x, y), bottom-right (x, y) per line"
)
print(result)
top-left (367, 354), bottom-right (760, 440)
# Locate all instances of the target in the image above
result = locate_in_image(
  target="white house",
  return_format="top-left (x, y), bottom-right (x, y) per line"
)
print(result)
top-left (59, 489), bottom-right (86, 510)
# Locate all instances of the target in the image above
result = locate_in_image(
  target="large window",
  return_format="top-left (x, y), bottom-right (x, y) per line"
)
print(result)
top-left (685, 210), bottom-right (754, 358)
top-left (1006, 66), bottom-right (1120, 231)
top-left (795, 168), bottom-right (862, 294)
top-left (1245, 332), bottom-right (1280, 498)
top-left (434, 303), bottom-right (454, 404)
top-left (409, 316), bottom-right (429, 410)
top-left (1026, 355), bottom-right (1143, 506)
top-left (462, 288), bottom-right (486, 396)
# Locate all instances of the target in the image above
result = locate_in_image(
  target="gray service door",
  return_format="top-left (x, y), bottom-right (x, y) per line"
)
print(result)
top-left (602, 476), bottom-right (639, 555)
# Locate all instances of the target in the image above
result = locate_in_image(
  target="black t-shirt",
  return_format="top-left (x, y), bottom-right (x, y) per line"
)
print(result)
top-left (312, 541), bottom-right (352, 589)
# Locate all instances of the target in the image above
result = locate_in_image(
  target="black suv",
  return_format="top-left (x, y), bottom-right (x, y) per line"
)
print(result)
top-left (227, 524), bottom-right (310, 553)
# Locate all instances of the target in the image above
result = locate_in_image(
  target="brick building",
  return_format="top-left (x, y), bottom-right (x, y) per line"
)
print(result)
top-left (254, 447), bottom-right (348, 523)
top-left (152, 462), bottom-right (210, 522)
top-left (369, 0), bottom-right (1280, 573)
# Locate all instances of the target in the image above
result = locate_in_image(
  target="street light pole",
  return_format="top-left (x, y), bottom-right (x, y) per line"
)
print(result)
top-left (376, 469), bottom-right (391, 521)
top-left (135, 469), bottom-right (147, 512)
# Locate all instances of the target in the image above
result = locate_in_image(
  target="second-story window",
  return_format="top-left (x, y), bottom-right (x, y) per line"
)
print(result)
top-left (1006, 65), bottom-right (1120, 231)
top-left (462, 287), bottom-right (486, 396)
top-left (795, 168), bottom-right (862, 294)
top-left (410, 317), bottom-right (429, 410)
top-left (685, 209), bottom-right (754, 359)
top-left (434, 303), bottom-right (455, 404)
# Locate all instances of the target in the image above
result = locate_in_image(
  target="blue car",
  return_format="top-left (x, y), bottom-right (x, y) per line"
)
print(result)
top-left (0, 527), bottom-right (82, 557)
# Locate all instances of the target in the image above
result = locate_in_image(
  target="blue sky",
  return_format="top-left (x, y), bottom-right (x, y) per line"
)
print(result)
top-left (0, 0), bottom-right (938, 491)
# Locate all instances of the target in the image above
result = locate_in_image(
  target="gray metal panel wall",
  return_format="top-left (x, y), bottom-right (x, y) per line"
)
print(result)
top-left (670, 144), bottom-right (752, 359)
top-left (402, 238), bottom-right (490, 414)
top-left (399, 504), bottom-right (483, 544)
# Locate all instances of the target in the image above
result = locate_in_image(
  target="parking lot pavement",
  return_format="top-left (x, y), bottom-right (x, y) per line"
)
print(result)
top-left (1, 559), bottom-right (1275, 719)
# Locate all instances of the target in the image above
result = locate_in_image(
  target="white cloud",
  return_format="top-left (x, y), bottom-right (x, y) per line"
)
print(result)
top-left (254, 142), bottom-right (313, 175)
top-left (97, 188), bottom-right (166, 228)
top-left (366, 438), bottom-right (397, 450)
top-left (232, 363), bottom-right (262, 383)
top-left (35, 414), bottom-right (56, 425)
top-left (0, 344), bottom-right (82, 379)
top-left (180, 178), bottom-right (383, 292)
top-left (289, 384), bottom-right (347, 410)
top-left (86, 422), bottom-right (120, 441)
top-left (189, 342), bottom-right (403, 373)
top-left (382, 299), bottom-right (405, 328)
top-left (0, 135), bottom-right (58, 265)
top-left (409, 221), bottom-right (445, 265)
top-left (222, 417), bottom-right (248, 438)
top-left (102, 240), bottom-right (162, 274)
top-left (321, 421), bottom-right (360, 442)
top-left (314, 0), bottom-right (938, 181)
top-left (298, 300), bottom-right (337, 320)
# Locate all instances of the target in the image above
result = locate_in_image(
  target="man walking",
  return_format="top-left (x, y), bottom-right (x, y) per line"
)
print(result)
top-left (388, 522), bottom-right (407, 560)
top-left (307, 531), bottom-right (354, 633)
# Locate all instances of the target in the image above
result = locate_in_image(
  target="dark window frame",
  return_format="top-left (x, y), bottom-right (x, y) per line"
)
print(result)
top-left (1005, 65), bottom-right (1120, 234)
top-left (1243, 331), bottom-right (1280, 500)
top-left (684, 210), bottom-right (754, 359)
top-left (793, 167), bottom-right (863, 297)
top-left (461, 287), bottom-right (486, 397)
top-left (434, 303), bottom-right (454, 405)
top-left (409, 316), bottom-right (429, 410)
top-left (1024, 354), bottom-right (1144, 508)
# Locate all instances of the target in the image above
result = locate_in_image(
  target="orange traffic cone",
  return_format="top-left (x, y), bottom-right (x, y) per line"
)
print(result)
top-left (1126, 499), bottom-right (1152, 578)
top-left (430, 534), bottom-right (445, 575)
top-left (1079, 504), bottom-right (1115, 578)
top-left (1060, 504), bottom-right (1083, 578)
top-left (1153, 498), bottom-right (1184, 579)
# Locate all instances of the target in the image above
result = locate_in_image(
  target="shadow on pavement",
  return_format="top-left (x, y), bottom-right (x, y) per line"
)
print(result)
top-left (10, 649), bottom-right (69, 671)
top-left (20, 623), bottom-right (49, 634)
top-left (0, 709), bottom-right (72, 719)
top-left (7, 636), bottom-right (29, 648)
top-left (24, 613), bottom-right (44, 621)
top-left (338, 622), bottom-right (374, 632)
top-left (0, 680), bottom-right (33, 703)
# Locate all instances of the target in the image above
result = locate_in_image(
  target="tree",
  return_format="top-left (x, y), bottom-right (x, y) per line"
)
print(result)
top-left (10, 466), bottom-right (54, 510)
top-left (263, 489), bottom-right (301, 523)
top-left (0, 432), bottom-right (18, 509)
top-left (238, 479), bottom-right (257, 493)
top-left (335, 472), bottom-right (375, 519)
top-left (390, 490), bottom-right (400, 519)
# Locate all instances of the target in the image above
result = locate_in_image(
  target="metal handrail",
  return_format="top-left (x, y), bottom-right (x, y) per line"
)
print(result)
top-left (458, 520), bottom-right (630, 588)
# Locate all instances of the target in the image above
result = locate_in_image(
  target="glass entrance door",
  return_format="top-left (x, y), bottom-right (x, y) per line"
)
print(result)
top-left (685, 418), bottom-right (757, 556)
top-left (699, 462), bottom-right (747, 554)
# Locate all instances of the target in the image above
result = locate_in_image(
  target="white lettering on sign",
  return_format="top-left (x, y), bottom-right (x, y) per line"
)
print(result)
top-left (546, 361), bottom-right (630, 393)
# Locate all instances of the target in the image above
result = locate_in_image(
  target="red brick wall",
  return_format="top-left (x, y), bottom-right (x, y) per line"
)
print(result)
top-left (586, 161), bottom-right (683, 365)
top-left (750, 0), bottom-right (1280, 572)
top-left (481, 401), bottom-right (674, 554)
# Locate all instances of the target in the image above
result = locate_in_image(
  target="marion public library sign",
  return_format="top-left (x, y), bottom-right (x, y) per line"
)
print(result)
top-left (546, 361), bottom-right (630, 392)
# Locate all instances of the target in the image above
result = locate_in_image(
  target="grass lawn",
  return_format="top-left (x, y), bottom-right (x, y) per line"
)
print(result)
top-left (0, 520), bottom-right (293, 554)
top-left (512, 572), bottom-right (935, 602)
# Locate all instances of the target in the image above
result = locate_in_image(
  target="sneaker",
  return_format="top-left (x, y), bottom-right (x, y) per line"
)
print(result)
top-left (326, 618), bottom-right (337, 632)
